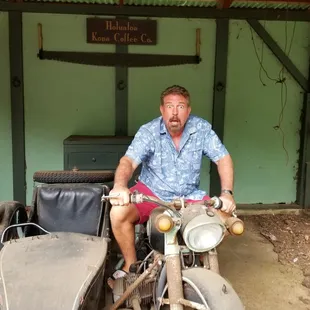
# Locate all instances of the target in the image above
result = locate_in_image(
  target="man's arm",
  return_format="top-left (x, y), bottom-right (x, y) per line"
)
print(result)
top-left (216, 154), bottom-right (234, 192)
top-left (114, 156), bottom-right (138, 188)
top-left (110, 156), bottom-right (139, 206)
top-left (216, 154), bottom-right (236, 213)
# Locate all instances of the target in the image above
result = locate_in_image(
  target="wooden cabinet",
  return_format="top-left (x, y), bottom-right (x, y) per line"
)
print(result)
top-left (63, 135), bottom-right (134, 171)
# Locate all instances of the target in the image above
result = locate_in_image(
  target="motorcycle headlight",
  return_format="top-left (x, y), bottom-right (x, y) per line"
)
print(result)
top-left (182, 213), bottom-right (226, 252)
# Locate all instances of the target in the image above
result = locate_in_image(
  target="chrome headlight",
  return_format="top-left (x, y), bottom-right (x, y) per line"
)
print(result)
top-left (182, 213), bottom-right (226, 252)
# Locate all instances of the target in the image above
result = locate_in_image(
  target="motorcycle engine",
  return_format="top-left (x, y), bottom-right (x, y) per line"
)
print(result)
top-left (112, 272), bottom-right (155, 307)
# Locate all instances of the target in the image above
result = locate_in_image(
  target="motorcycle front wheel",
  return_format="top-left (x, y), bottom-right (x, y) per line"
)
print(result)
top-left (182, 268), bottom-right (244, 310)
top-left (158, 267), bottom-right (244, 310)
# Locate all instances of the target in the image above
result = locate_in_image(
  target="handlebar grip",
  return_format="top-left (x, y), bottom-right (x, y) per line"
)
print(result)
top-left (225, 217), bottom-right (244, 235)
top-left (211, 196), bottom-right (222, 209)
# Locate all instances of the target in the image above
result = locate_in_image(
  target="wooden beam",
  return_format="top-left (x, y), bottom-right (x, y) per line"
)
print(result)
top-left (217, 0), bottom-right (233, 9)
top-left (9, 12), bottom-right (26, 204)
top-left (115, 17), bottom-right (128, 136)
top-left (210, 19), bottom-right (229, 196)
top-left (297, 93), bottom-right (310, 207)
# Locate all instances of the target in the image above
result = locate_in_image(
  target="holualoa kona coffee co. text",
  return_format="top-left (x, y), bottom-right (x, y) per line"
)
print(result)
top-left (86, 18), bottom-right (157, 45)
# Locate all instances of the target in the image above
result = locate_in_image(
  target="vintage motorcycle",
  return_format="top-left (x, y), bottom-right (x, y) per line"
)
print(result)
top-left (0, 171), bottom-right (245, 310)
top-left (103, 191), bottom-right (245, 310)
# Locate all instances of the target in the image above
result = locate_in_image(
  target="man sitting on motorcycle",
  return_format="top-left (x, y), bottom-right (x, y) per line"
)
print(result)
top-left (108, 85), bottom-right (236, 288)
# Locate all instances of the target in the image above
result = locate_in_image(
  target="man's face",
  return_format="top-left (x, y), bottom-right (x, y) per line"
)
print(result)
top-left (160, 94), bottom-right (191, 134)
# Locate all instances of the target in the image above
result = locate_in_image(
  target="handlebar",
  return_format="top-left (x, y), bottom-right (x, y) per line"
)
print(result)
top-left (102, 191), bottom-right (243, 235)
top-left (102, 191), bottom-right (223, 214)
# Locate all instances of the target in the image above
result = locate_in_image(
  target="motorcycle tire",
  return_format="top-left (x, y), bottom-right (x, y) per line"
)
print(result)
top-left (33, 170), bottom-right (115, 184)
top-left (181, 268), bottom-right (245, 310)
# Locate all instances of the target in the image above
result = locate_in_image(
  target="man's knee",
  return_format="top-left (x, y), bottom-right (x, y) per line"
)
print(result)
top-left (110, 204), bottom-right (139, 226)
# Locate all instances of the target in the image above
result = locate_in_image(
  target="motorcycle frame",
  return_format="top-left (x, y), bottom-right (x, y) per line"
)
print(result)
top-left (162, 218), bottom-right (219, 310)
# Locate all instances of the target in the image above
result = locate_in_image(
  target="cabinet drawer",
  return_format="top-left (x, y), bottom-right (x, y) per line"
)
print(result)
top-left (67, 152), bottom-right (120, 170)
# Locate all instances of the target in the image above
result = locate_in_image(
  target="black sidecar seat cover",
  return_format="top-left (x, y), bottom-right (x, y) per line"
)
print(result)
top-left (35, 183), bottom-right (106, 236)
top-left (0, 232), bottom-right (108, 310)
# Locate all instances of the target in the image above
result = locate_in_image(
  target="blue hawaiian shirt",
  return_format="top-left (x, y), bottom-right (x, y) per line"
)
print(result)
top-left (125, 114), bottom-right (229, 201)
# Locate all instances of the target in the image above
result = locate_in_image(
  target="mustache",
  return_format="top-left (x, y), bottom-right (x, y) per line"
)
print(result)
top-left (169, 117), bottom-right (180, 122)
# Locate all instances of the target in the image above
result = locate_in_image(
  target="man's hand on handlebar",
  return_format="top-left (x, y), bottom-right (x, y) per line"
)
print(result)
top-left (219, 193), bottom-right (236, 214)
top-left (109, 185), bottom-right (131, 206)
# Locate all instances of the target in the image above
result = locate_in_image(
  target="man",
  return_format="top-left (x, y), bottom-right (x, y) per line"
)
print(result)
top-left (108, 85), bottom-right (236, 287)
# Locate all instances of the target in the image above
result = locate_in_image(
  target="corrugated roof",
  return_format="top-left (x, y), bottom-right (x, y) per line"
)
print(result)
top-left (21, 0), bottom-right (310, 10)
top-left (231, 0), bottom-right (310, 10)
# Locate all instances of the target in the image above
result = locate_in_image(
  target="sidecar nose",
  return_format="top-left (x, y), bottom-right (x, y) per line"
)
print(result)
top-left (0, 232), bottom-right (108, 310)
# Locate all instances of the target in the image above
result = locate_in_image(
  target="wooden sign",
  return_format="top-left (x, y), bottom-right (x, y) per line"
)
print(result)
top-left (86, 18), bottom-right (157, 45)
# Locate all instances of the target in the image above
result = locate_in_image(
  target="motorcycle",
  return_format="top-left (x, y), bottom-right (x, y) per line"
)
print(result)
top-left (0, 181), bottom-right (245, 310)
top-left (103, 191), bottom-right (245, 310)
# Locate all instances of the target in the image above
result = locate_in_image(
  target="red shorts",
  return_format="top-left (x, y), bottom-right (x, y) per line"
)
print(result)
top-left (130, 182), bottom-right (210, 224)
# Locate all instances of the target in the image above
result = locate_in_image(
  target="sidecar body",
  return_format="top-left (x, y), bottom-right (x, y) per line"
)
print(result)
top-left (0, 176), bottom-right (113, 310)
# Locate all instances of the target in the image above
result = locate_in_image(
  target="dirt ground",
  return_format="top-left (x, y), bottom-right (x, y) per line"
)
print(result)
top-left (250, 212), bottom-right (310, 288)
top-left (218, 212), bottom-right (310, 310)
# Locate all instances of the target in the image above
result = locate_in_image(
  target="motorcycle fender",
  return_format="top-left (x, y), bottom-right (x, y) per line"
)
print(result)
top-left (182, 268), bottom-right (245, 310)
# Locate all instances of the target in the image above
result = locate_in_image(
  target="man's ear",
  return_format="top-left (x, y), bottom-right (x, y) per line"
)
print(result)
top-left (160, 104), bottom-right (164, 115)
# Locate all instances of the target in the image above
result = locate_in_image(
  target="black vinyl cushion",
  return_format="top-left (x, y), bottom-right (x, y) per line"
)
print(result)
top-left (36, 184), bottom-right (106, 236)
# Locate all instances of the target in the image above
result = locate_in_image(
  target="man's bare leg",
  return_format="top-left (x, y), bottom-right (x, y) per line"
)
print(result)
top-left (108, 204), bottom-right (140, 288)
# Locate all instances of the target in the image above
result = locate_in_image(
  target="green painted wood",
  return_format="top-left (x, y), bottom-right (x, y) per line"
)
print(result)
top-left (115, 17), bottom-right (128, 136)
top-left (297, 93), bottom-right (310, 207)
top-left (209, 18), bottom-right (229, 197)
top-left (9, 12), bottom-right (26, 204)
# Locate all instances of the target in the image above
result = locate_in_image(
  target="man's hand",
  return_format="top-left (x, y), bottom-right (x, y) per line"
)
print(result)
top-left (109, 185), bottom-right (131, 206)
top-left (219, 193), bottom-right (236, 213)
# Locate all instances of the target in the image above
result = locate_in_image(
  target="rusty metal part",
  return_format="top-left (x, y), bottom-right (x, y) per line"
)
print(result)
top-left (166, 255), bottom-right (184, 310)
top-left (201, 253), bottom-right (210, 270)
top-left (179, 298), bottom-right (209, 310)
top-left (131, 297), bottom-right (141, 310)
top-left (180, 250), bottom-right (195, 269)
top-left (38, 50), bottom-right (201, 67)
top-left (133, 193), bottom-right (216, 210)
top-left (110, 256), bottom-right (161, 310)
top-left (37, 25), bottom-right (201, 68)
top-left (126, 273), bottom-right (142, 308)
top-left (208, 249), bottom-right (220, 274)
top-left (128, 275), bottom-right (154, 307)
top-left (160, 298), bottom-right (209, 310)
top-left (113, 273), bottom-right (155, 308)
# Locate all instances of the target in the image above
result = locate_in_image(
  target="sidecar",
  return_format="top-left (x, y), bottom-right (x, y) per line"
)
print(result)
top-left (0, 170), bottom-right (115, 310)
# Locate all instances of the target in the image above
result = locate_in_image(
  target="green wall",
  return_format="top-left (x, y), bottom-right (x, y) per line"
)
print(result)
top-left (0, 13), bottom-right (308, 205)
top-left (23, 13), bottom-right (115, 203)
top-left (226, 20), bottom-right (309, 203)
top-left (0, 12), bottom-right (13, 201)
